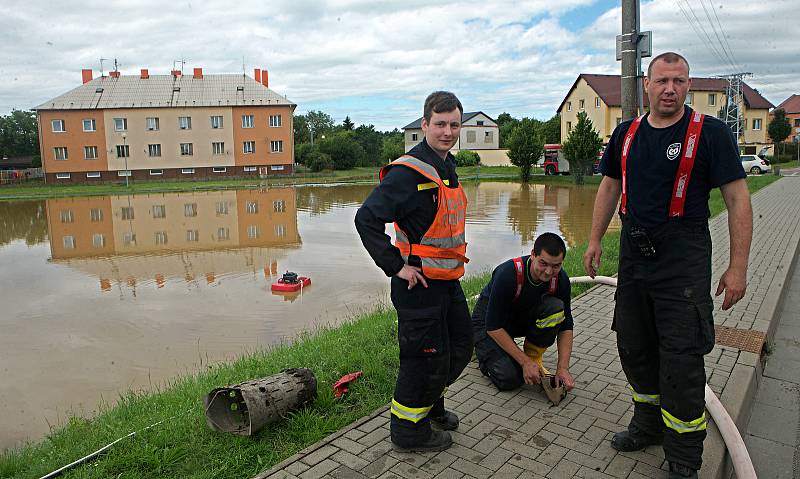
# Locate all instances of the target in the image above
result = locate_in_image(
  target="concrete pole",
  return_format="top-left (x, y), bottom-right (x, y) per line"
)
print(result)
top-left (621, 0), bottom-right (639, 121)
top-left (635, 0), bottom-right (644, 115)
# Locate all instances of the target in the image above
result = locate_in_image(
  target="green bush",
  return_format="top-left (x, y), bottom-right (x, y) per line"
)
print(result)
top-left (454, 150), bottom-right (480, 167)
top-left (307, 151), bottom-right (334, 172)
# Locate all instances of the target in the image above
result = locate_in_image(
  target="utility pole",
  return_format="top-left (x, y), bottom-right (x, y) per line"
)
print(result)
top-left (621, 0), bottom-right (639, 121)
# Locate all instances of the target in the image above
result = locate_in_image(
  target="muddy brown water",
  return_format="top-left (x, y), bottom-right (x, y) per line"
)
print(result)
top-left (0, 181), bottom-right (618, 450)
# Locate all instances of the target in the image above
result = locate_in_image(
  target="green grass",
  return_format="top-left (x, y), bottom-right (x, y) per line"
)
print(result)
top-left (0, 175), bottom-right (780, 478)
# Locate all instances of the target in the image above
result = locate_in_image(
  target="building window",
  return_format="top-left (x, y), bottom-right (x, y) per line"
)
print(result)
top-left (212, 167), bottom-right (227, 173)
top-left (246, 201), bottom-right (258, 213)
top-left (86, 171), bottom-right (101, 178)
top-left (412, 133), bottom-right (418, 141)
top-left (579, 99), bottom-right (585, 110)
top-left (243, 166), bottom-right (257, 172)
top-left (275, 224), bottom-right (286, 237)
top-left (184, 203), bottom-right (197, 217)
top-left (270, 140), bottom-right (283, 153)
top-left (685, 93), bottom-right (693, 105)
top-left (753, 118), bottom-right (762, 130)
top-left (146, 117), bottom-right (160, 131)
top-left (90, 208), bottom-right (104, 222)
top-left (114, 118), bottom-right (127, 131)
top-left (152, 205), bottom-right (166, 218)
top-left (55, 173), bottom-right (71, 179)
top-left (567, 102), bottom-right (572, 111)
top-left (52, 119), bottom-right (65, 132)
top-left (63, 236), bottom-right (75, 249)
top-left (210, 115), bottom-right (223, 129)
top-left (270, 165), bottom-right (284, 171)
top-left (154, 231), bottom-right (168, 245)
top-left (148, 144), bottom-right (161, 157)
top-left (54, 147), bottom-right (68, 160)
top-left (616, 117), bottom-right (622, 126)
top-left (117, 170), bottom-right (131, 177)
top-left (243, 141), bottom-right (255, 154)
top-left (92, 234), bottom-right (105, 248)
top-left (595, 97), bottom-right (601, 108)
top-left (149, 169), bottom-right (163, 175)
top-left (60, 209), bottom-right (74, 223)
top-left (84, 146), bottom-right (98, 160)
top-left (180, 143), bottom-right (193, 156)
top-left (181, 168), bottom-right (194, 174)
top-left (247, 225), bottom-right (259, 239)
top-left (273, 200), bottom-right (285, 212)
top-left (215, 202), bottom-right (229, 215)
top-left (269, 115), bottom-right (282, 127)
top-left (122, 232), bottom-right (136, 246)
top-left (242, 115), bottom-right (254, 128)
top-left (186, 230), bottom-right (199, 242)
top-left (476, 120), bottom-right (484, 126)
top-left (212, 142), bottom-right (225, 155)
top-left (466, 131), bottom-right (476, 143)
top-left (567, 121), bottom-right (572, 131)
top-left (116, 145), bottom-right (129, 158)
top-left (83, 119), bottom-right (96, 132)
top-left (794, 119), bottom-right (800, 127)
top-left (708, 93), bottom-right (716, 106)
top-left (121, 206), bottom-right (134, 220)
top-left (178, 116), bottom-right (192, 130)
top-left (217, 228), bottom-right (230, 241)
top-left (485, 131), bottom-right (493, 143)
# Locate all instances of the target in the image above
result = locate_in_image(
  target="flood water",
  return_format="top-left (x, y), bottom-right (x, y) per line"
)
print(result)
top-left (0, 181), bottom-right (618, 450)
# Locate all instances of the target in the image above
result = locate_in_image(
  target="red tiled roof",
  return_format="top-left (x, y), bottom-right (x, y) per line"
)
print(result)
top-left (559, 74), bottom-right (774, 112)
top-left (775, 94), bottom-right (800, 114)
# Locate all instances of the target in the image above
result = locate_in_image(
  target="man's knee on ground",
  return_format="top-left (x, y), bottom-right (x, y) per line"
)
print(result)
top-left (488, 360), bottom-right (523, 391)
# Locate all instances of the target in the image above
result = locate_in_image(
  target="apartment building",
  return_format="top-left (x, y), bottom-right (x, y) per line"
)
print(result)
top-left (558, 74), bottom-right (774, 153)
top-left (402, 111), bottom-right (499, 152)
top-left (36, 67), bottom-right (296, 183)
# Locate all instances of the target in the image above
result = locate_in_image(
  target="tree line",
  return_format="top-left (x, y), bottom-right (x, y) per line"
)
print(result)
top-left (0, 110), bottom-right (40, 165)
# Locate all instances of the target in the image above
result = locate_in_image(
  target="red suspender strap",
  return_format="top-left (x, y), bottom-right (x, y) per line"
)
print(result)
top-left (512, 257), bottom-right (524, 302)
top-left (619, 115), bottom-right (645, 215)
top-left (669, 111), bottom-right (705, 217)
top-left (548, 275), bottom-right (558, 295)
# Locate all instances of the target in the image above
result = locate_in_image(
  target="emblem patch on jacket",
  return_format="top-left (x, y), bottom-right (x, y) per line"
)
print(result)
top-left (666, 142), bottom-right (681, 161)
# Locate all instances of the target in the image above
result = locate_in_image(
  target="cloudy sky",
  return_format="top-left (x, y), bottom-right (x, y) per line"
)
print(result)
top-left (1, 0), bottom-right (796, 130)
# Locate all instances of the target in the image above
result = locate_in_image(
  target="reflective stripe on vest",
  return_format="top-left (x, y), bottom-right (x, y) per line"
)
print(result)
top-left (537, 310), bottom-right (565, 328)
top-left (620, 111), bottom-right (706, 218)
top-left (661, 408), bottom-right (707, 434)
top-left (630, 386), bottom-right (660, 405)
top-left (381, 155), bottom-right (469, 280)
top-left (391, 398), bottom-right (433, 423)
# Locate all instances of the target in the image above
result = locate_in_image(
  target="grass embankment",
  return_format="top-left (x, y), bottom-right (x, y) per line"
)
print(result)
top-left (0, 175), bottom-right (779, 479)
top-left (0, 166), bottom-right (523, 201)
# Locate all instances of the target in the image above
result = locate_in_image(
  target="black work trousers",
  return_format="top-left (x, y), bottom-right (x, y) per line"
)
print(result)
top-left (389, 277), bottom-right (473, 444)
top-left (614, 218), bottom-right (715, 470)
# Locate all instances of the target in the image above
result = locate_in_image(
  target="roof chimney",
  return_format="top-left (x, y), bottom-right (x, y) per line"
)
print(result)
top-left (171, 69), bottom-right (182, 77)
top-left (193, 67), bottom-right (203, 79)
top-left (110, 71), bottom-right (120, 78)
top-left (140, 68), bottom-right (149, 79)
top-left (254, 68), bottom-right (261, 84)
top-left (261, 68), bottom-right (268, 88)
top-left (81, 69), bottom-right (93, 84)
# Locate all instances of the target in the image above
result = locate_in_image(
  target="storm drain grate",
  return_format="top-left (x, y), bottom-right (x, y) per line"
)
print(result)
top-left (714, 325), bottom-right (766, 354)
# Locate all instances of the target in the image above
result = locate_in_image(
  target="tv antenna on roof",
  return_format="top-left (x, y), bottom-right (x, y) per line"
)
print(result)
top-left (242, 56), bottom-right (246, 77)
top-left (173, 57), bottom-right (187, 73)
top-left (113, 58), bottom-right (122, 72)
top-left (99, 57), bottom-right (109, 77)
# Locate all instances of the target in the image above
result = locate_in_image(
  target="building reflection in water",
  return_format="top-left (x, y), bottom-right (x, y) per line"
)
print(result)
top-left (45, 188), bottom-right (301, 293)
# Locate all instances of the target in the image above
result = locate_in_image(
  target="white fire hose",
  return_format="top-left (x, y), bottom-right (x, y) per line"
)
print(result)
top-left (571, 275), bottom-right (757, 479)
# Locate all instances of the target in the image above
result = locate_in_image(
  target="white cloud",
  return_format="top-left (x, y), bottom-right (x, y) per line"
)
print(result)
top-left (0, 0), bottom-right (796, 130)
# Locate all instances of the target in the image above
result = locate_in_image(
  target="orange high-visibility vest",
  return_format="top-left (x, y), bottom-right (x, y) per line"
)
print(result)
top-left (380, 155), bottom-right (469, 280)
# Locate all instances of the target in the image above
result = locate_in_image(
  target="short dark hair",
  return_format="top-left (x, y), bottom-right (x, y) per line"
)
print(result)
top-left (647, 52), bottom-right (690, 77)
top-left (533, 232), bottom-right (566, 259)
top-left (423, 91), bottom-right (463, 122)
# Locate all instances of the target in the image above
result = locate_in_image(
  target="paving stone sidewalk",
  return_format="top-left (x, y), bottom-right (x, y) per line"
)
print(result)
top-left (256, 177), bottom-right (800, 479)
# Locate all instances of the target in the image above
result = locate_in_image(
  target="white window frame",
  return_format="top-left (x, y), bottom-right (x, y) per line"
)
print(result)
top-left (146, 117), bottom-right (160, 131)
top-left (215, 202), bottom-right (229, 215)
top-left (121, 206), bottom-right (134, 220)
top-left (242, 114), bottom-right (254, 128)
top-left (184, 203), bottom-right (198, 217)
top-left (152, 205), bottom-right (166, 218)
top-left (269, 115), bottom-right (282, 127)
top-left (122, 232), bottom-right (136, 246)
top-left (90, 208), bottom-right (103, 222)
top-left (275, 224), bottom-right (287, 237)
top-left (484, 131), bottom-right (493, 143)
top-left (685, 93), bottom-right (693, 105)
top-left (247, 225), bottom-right (259, 239)
top-left (154, 231), bottom-right (168, 245)
top-left (60, 209), bottom-right (74, 223)
top-left (270, 165), bottom-right (285, 171)
top-left (116, 145), bottom-right (129, 158)
top-left (243, 166), bottom-right (257, 172)
top-left (52, 119), bottom-right (65, 132)
top-left (246, 201), bottom-right (258, 214)
top-left (270, 140), bottom-right (283, 153)
top-left (212, 167), bottom-right (227, 173)
top-left (117, 170), bottom-right (132, 177)
top-left (149, 169), bottom-right (163, 175)
top-left (567, 101), bottom-right (572, 111)
top-left (55, 172), bottom-right (71, 179)
top-left (273, 200), bottom-right (286, 212)
top-left (84, 146), bottom-right (98, 160)
top-left (243, 141), bottom-right (255, 154)
top-left (178, 116), bottom-right (192, 130)
top-left (63, 236), bottom-right (76, 249)
top-left (92, 234), bottom-right (105, 248)
top-left (210, 115), bottom-right (223, 129)
top-left (708, 93), bottom-right (716, 106)
top-left (212, 142), bottom-right (225, 155)
top-left (82, 119), bottom-right (96, 132)
top-left (579, 99), bottom-right (585, 110)
top-left (54, 147), bottom-right (68, 160)
top-left (217, 227), bottom-right (230, 241)
top-left (186, 230), bottom-right (199, 242)
top-left (86, 171), bottom-right (101, 178)
top-left (114, 118), bottom-right (127, 131)
top-left (412, 133), bottom-right (418, 141)
top-left (181, 168), bottom-right (195, 174)
top-left (148, 144), bottom-right (161, 157)
top-left (595, 97), bottom-right (601, 108)
top-left (753, 118), bottom-right (762, 130)
top-left (466, 131), bottom-right (477, 143)
top-left (180, 143), bottom-right (193, 156)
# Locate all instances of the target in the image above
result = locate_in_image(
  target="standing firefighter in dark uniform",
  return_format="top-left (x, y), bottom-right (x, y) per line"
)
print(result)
top-left (355, 91), bottom-right (473, 452)
top-left (584, 52), bottom-right (753, 479)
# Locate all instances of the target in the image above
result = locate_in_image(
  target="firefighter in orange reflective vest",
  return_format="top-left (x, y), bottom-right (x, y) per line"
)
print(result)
top-left (355, 91), bottom-right (473, 452)
top-left (584, 52), bottom-right (753, 479)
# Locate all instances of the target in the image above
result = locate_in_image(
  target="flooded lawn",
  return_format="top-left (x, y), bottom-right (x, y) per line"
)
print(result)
top-left (0, 181), bottom-right (618, 449)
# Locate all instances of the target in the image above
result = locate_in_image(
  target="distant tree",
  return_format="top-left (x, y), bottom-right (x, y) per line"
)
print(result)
top-left (342, 116), bottom-right (354, 131)
top-left (305, 110), bottom-right (335, 143)
top-left (562, 111), bottom-right (603, 185)
top-left (294, 143), bottom-right (316, 165)
top-left (538, 115), bottom-right (561, 144)
top-left (352, 124), bottom-right (383, 166)
top-left (496, 112), bottom-right (519, 149)
top-left (507, 118), bottom-right (544, 182)
top-left (317, 131), bottom-right (365, 170)
top-left (0, 110), bottom-right (39, 159)
top-left (768, 109), bottom-right (792, 155)
top-left (455, 150), bottom-right (480, 167)
top-left (293, 114), bottom-right (310, 144)
top-left (307, 151), bottom-right (334, 172)
top-left (381, 133), bottom-right (405, 163)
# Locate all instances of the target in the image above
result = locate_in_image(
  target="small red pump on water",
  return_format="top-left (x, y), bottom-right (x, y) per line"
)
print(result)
top-left (271, 271), bottom-right (311, 293)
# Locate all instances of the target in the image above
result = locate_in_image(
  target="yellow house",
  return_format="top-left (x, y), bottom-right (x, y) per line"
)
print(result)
top-left (558, 74), bottom-right (774, 154)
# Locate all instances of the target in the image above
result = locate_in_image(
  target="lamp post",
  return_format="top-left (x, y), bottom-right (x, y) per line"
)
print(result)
top-left (122, 133), bottom-right (129, 187)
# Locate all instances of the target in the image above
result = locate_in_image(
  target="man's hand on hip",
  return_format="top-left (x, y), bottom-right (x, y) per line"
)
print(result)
top-left (715, 267), bottom-right (746, 310)
top-left (395, 264), bottom-right (428, 290)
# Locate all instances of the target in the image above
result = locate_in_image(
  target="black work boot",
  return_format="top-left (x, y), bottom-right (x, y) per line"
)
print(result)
top-left (430, 410), bottom-right (459, 431)
top-left (610, 423), bottom-right (663, 452)
top-left (391, 430), bottom-right (453, 452)
top-left (668, 462), bottom-right (698, 479)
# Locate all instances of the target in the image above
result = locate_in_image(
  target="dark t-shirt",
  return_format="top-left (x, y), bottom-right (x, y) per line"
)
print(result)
top-left (599, 107), bottom-right (745, 229)
top-left (474, 256), bottom-right (573, 338)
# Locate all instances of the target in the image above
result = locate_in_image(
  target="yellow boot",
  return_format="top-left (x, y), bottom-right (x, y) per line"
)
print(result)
top-left (523, 340), bottom-right (549, 375)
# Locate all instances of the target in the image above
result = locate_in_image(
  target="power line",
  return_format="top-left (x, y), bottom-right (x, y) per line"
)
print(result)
top-left (703, 0), bottom-right (740, 70)
top-left (676, 0), bottom-right (730, 70)
top-left (681, 0), bottom-right (734, 70)
top-left (697, 0), bottom-right (738, 71)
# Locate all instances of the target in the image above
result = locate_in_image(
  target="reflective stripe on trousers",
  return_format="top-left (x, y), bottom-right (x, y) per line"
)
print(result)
top-left (391, 398), bottom-right (433, 423)
top-left (629, 386), bottom-right (660, 405)
top-left (662, 408), bottom-right (708, 434)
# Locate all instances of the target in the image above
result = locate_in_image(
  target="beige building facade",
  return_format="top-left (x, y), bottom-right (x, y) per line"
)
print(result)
top-left (402, 112), bottom-right (499, 153)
